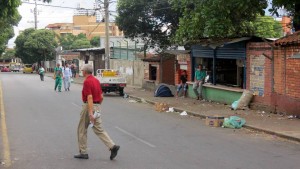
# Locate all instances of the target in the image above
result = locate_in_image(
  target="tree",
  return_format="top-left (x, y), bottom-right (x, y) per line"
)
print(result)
top-left (15, 29), bottom-right (58, 64)
top-left (270, 0), bottom-right (300, 31)
top-left (0, 49), bottom-right (15, 60)
top-left (0, 0), bottom-right (51, 56)
top-left (90, 36), bottom-right (101, 47)
top-left (0, 1), bottom-right (21, 55)
top-left (0, 0), bottom-right (21, 19)
top-left (253, 16), bottom-right (283, 38)
top-left (116, 0), bottom-right (181, 48)
top-left (59, 33), bottom-right (91, 50)
top-left (171, 0), bottom-right (268, 43)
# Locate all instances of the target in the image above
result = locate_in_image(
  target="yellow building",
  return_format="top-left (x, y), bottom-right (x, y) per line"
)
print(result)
top-left (46, 15), bottom-right (123, 39)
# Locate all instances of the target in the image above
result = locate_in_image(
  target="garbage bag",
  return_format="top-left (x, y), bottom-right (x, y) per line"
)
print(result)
top-left (231, 101), bottom-right (239, 110)
top-left (223, 116), bottom-right (246, 129)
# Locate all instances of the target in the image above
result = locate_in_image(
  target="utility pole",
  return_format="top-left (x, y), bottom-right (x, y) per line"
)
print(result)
top-left (104, 0), bottom-right (110, 69)
top-left (34, 0), bottom-right (38, 29)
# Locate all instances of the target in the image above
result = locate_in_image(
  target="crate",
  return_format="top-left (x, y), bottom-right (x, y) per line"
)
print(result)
top-left (205, 116), bottom-right (224, 127)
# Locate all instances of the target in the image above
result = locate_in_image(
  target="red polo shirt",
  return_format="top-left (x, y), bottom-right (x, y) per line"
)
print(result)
top-left (82, 75), bottom-right (103, 103)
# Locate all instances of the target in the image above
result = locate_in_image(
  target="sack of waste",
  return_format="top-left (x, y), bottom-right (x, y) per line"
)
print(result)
top-left (231, 90), bottom-right (253, 110)
top-left (223, 116), bottom-right (246, 129)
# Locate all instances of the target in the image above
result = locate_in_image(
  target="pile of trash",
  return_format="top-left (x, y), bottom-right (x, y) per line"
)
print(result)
top-left (222, 116), bottom-right (246, 129)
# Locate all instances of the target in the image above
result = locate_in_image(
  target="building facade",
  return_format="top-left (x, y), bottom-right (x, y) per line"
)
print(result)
top-left (46, 15), bottom-right (123, 40)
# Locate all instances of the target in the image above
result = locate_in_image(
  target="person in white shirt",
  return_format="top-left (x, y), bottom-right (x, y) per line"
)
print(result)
top-left (63, 63), bottom-right (72, 91)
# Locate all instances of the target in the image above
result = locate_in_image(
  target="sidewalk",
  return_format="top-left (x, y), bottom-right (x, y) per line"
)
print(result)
top-left (48, 73), bottom-right (300, 142)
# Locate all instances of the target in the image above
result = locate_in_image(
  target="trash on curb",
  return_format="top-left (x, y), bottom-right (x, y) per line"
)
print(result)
top-left (140, 98), bottom-right (147, 103)
top-left (128, 100), bottom-right (138, 103)
top-left (180, 111), bottom-right (188, 116)
top-left (155, 102), bottom-right (169, 112)
top-left (205, 116), bottom-right (224, 127)
top-left (222, 116), bottom-right (246, 129)
top-left (231, 90), bottom-right (253, 110)
top-left (166, 107), bottom-right (175, 113)
top-left (123, 94), bottom-right (129, 98)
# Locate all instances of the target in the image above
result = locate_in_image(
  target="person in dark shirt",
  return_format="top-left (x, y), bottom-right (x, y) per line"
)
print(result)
top-left (176, 70), bottom-right (188, 98)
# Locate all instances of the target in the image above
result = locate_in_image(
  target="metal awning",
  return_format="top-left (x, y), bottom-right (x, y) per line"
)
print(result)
top-left (72, 47), bottom-right (105, 52)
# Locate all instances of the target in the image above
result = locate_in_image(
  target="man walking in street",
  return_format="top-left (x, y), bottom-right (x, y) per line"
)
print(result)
top-left (54, 63), bottom-right (63, 92)
top-left (71, 62), bottom-right (77, 78)
top-left (38, 66), bottom-right (45, 81)
top-left (193, 64), bottom-right (206, 100)
top-left (62, 63), bottom-right (72, 91)
top-left (74, 64), bottom-right (120, 160)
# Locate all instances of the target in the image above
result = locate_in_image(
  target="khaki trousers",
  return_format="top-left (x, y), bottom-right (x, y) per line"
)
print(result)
top-left (77, 104), bottom-right (115, 154)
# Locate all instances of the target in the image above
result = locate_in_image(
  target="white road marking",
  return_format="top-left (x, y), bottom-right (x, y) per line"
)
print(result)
top-left (72, 103), bottom-right (81, 108)
top-left (115, 126), bottom-right (156, 148)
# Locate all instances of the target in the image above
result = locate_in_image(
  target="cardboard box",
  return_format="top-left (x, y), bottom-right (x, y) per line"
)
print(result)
top-left (154, 102), bottom-right (169, 112)
top-left (205, 116), bottom-right (224, 127)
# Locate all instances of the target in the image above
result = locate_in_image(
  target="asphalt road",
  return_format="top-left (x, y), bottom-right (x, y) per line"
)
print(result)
top-left (0, 72), bottom-right (299, 169)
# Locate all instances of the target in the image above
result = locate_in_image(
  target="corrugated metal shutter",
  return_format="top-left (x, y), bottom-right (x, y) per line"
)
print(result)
top-left (191, 42), bottom-right (246, 59)
top-left (216, 42), bottom-right (246, 59)
top-left (192, 45), bottom-right (214, 58)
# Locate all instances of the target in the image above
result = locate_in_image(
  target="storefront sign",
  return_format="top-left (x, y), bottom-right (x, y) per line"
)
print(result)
top-left (177, 54), bottom-right (190, 64)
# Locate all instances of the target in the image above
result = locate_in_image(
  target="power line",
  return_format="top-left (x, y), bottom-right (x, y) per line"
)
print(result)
top-left (21, 1), bottom-right (94, 10)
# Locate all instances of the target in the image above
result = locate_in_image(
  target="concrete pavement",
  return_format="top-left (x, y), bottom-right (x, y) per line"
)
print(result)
top-left (62, 73), bottom-right (300, 143)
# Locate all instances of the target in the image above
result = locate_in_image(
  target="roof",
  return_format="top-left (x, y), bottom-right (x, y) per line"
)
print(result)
top-left (142, 55), bottom-right (175, 62)
top-left (164, 50), bottom-right (190, 55)
top-left (72, 47), bottom-right (105, 52)
top-left (46, 23), bottom-right (73, 29)
top-left (274, 31), bottom-right (300, 46)
top-left (187, 36), bottom-right (274, 49)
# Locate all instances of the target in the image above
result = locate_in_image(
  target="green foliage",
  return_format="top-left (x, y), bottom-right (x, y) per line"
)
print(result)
top-left (90, 36), bottom-right (100, 47)
top-left (15, 29), bottom-right (58, 64)
top-left (59, 33), bottom-right (91, 50)
top-left (172, 0), bottom-right (268, 43)
top-left (116, 0), bottom-right (181, 48)
top-left (0, 1), bottom-right (22, 55)
top-left (270, 0), bottom-right (300, 31)
top-left (0, 0), bottom-right (21, 19)
top-left (0, 49), bottom-right (16, 60)
top-left (253, 16), bottom-right (283, 38)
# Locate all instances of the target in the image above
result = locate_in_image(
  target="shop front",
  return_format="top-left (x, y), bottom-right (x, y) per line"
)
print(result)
top-left (187, 38), bottom-right (252, 104)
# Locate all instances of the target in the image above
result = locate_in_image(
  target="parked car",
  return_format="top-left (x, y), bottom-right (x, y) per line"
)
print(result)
top-left (23, 64), bottom-right (33, 73)
top-left (1, 67), bottom-right (11, 72)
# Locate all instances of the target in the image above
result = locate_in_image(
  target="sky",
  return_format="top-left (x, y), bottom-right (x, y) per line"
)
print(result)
top-left (8, 0), bottom-right (274, 48)
top-left (8, 0), bottom-right (117, 48)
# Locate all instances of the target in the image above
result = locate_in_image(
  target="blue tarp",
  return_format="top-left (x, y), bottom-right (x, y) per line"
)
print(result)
top-left (154, 85), bottom-right (174, 97)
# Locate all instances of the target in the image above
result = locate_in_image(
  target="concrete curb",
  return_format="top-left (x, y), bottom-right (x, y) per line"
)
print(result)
top-left (128, 94), bottom-right (300, 143)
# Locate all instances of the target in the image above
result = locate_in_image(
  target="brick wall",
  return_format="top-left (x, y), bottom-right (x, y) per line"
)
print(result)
top-left (274, 46), bottom-right (300, 99)
top-left (247, 42), bottom-right (300, 114)
top-left (247, 42), bottom-right (272, 107)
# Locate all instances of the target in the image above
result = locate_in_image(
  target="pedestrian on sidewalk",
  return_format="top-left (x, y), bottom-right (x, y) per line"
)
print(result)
top-left (71, 62), bottom-right (77, 78)
top-left (38, 66), bottom-right (45, 81)
top-left (54, 63), bottom-right (63, 92)
top-left (193, 64), bottom-right (206, 100)
top-left (176, 70), bottom-right (188, 98)
top-left (74, 64), bottom-right (120, 160)
top-left (62, 63), bottom-right (72, 91)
